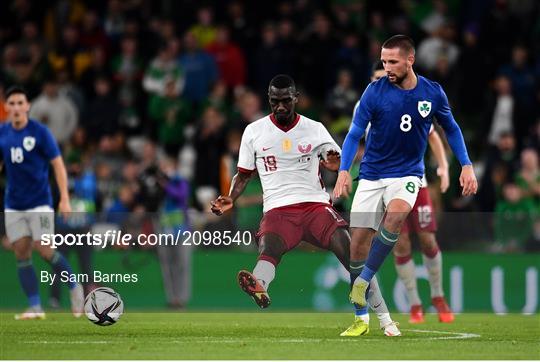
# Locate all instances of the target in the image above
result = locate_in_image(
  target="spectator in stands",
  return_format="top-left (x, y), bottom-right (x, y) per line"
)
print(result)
top-left (48, 24), bottom-right (92, 81)
top-left (326, 69), bottom-right (359, 119)
top-left (455, 24), bottom-right (489, 144)
top-left (178, 31), bottom-right (218, 105)
top-left (83, 76), bottom-right (121, 143)
top-left (111, 36), bottom-right (144, 98)
top-left (498, 44), bottom-right (536, 133)
top-left (103, 0), bottom-right (126, 43)
top-left (143, 41), bottom-right (183, 97)
top-left (157, 155), bottom-right (192, 309)
top-left (79, 10), bottom-right (111, 53)
top-left (232, 91), bottom-right (263, 130)
top-left (487, 75), bottom-right (516, 146)
top-left (494, 182), bottom-right (537, 252)
top-left (298, 12), bottom-right (337, 99)
top-left (79, 47), bottom-right (111, 99)
top-left (332, 33), bottom-right (369, 87)
top-left (2, 45), bottom-right (20, 84)
top-left (420, 0), bottom-right (449, 35)
top-left (416, 22), bottom-right (460, 73)
top-left (148, 79), bottom-right (192, 156)
top-left (515, 148), bottom-right (540, 206)
top-left (137, 140), bottom-right (165, 212)
top-left (206, 25), bottom-right (246, 91)
top-left (0, 84), bottom-right (7, 122)
top-left (189, 6), bottom-right (218, 48)
top-left (199, 80), bottom-right (231, 120)
top-left (57, 68), bottom-right (85, 115)
top-left (29, 78), bottom-right (78, 145)
top-left (194, 106), bottom-right (226, 199)
top-left (477, 132), bottom-right (520, 212)
top-left (225, 1), bottom-right (256, 51)
top-left (253, 22), bottom-right (291, 95)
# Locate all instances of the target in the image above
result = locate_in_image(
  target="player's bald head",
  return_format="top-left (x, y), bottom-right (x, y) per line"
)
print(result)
top-left (382, 35), bottom-right (415, 56)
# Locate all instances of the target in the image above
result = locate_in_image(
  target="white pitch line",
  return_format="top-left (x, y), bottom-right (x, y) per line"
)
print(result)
top-left (402, 328), bottom-right (481, 340)
top-left (169, 337), bottom-right (379, 344)
top-left (25, 341), bottom-right (107, 345)
top-left (21, 330), bottom-right (480, 345)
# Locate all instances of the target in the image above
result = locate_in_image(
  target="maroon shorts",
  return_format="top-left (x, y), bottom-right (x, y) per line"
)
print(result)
top-left (257, 202), bottom-right (348, 251)
top-left (401, 187), bottom-right (438, 233)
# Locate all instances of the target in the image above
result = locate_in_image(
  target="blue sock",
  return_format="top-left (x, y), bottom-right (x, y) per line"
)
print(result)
top-left (17, 259), bottom-right (41, 308)
top-left (350, 260), bottom-right (368, 316)
top-left (48, 251), bottom-right (76, 289)
top-left (359, 227), bottom-right (399, 283)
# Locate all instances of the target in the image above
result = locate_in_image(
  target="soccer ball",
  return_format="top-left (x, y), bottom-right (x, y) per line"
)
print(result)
top-left (84, 287), bottom-right (124, 326)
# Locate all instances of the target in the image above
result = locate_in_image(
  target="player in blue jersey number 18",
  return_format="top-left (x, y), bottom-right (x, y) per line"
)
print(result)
top-left (333, 35), bottom-right (477, 335)
top-left (0, 86), bottom-right (84, 320)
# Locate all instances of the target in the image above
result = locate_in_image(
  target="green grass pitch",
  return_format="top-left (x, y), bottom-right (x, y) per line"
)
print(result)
top-left (1, 312), bottom-right (539, 359)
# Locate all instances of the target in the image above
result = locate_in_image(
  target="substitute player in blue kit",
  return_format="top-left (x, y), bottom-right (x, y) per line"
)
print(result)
top-left (1, 86), bottom-right (84, 320)
top-left (333, 35), bottom-right (478, 335)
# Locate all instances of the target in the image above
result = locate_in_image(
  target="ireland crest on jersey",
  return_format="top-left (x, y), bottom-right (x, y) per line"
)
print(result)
top-left (417, 101), bottom-right (431, 118)
top-left (23, 136), bottom-right (36, 151)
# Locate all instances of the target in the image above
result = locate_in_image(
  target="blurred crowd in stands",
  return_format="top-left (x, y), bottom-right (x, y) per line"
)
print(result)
top-left (0, 0), bottom-right (539, 254)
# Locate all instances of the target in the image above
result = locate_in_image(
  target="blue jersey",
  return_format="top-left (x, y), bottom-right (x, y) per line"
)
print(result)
top-left (340, 75), bottom-right (471, 180)
top-left (0, 119), bottom-right (61, 209)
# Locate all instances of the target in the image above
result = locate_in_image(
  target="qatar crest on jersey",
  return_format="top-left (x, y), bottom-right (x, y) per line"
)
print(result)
top-left (23, 136), bottom-right (36, 151)
top-left (297, 141), bottom-right (312, 154)
top-left (417, 101), bottom-right (432, 118)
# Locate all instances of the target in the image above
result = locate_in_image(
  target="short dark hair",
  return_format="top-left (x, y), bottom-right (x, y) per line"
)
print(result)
top-left (382, 35), bottom-right (415, 55)
top-left (5, 85), bottom-right (29, 100)
top-left (268, 74), bottom-right (296, 92)
top-left (372, 61), bottom-right (384, 73)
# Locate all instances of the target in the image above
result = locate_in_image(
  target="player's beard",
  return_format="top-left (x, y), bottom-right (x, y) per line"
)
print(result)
top-left (388, 72), bottom-right (406, 85)
top-left (275, 112), bottom-right (292, 125)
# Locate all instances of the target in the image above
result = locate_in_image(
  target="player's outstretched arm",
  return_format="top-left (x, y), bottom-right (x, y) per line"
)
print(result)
top-left (435, 86), bottom-right (478, 196)
top-left (334, 122), bottom-right (364, 199)
top-left (428, 130), bottom-right (449, 193)
top-left (334, 170), bottom-right (353, 199)
top-left (335, 91), bottom-right (372, 199)
top-left (210, 171), bottom-right (254, 216)
top-left (50, 156), bottom-right (71, 216)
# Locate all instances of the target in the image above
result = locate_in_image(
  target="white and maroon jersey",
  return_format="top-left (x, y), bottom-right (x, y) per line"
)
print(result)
top-left (237, 113), bottom-right (340, 212)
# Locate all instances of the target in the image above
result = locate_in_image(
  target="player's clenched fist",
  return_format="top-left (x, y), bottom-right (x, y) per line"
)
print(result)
top-left (210, 195), bottom-right (234, 216)
top-left (459, 165), bottom-right (478, 196)
top-left (333, 170), bottom-right (352, 199)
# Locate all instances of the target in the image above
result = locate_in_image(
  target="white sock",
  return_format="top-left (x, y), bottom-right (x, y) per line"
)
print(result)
top-left (422, 250), bottom-right (443, 297)
top-left (395, 257), bottom-right (422, 306)
top-left (252, 260), bottom-right (275, 291)
top-left (368, 276), bottom-right (392, 327)
top-left (356, 313), bottom-right (370, 324)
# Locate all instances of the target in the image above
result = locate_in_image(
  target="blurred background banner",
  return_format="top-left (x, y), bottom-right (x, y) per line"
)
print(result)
top-left (1, 248), bottom-right (537, 313)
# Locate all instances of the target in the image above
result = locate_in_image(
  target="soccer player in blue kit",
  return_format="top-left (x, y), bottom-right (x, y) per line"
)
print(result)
top-left (0, 86), bottom-right (84, 320)
top-left (333, 35), bottom-right (478, 335)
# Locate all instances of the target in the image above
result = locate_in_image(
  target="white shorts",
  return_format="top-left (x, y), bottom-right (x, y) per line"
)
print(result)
top-left (350, 176), bottom-right (422, 230)
top-left (4, 205), bottom-right (55, 243)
